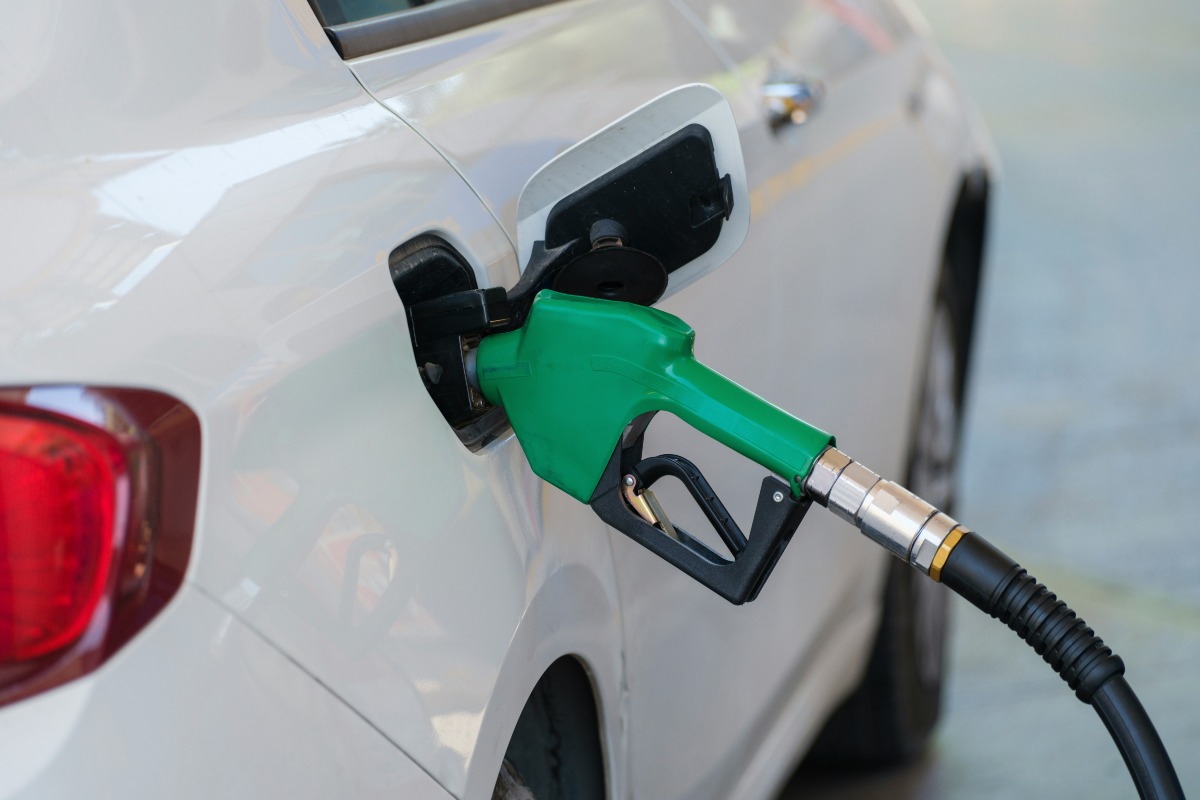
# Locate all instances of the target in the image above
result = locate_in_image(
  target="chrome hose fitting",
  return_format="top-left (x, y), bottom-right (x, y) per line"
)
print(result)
top-left (803, 446), bottom-right (968, 578)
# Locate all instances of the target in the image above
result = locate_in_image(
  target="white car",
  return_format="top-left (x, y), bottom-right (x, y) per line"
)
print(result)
top-left (0, 0), bottom-right (992, 797)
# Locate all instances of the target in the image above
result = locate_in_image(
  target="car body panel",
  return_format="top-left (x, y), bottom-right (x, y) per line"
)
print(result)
top-left (342, 1), bottom-right (985, 797)
top-left (0, 587), bottom-right (453, 799)
top-left (0, 0), bottom-right (584, 795)
top-left (0, 0), bottom-right (993, 797)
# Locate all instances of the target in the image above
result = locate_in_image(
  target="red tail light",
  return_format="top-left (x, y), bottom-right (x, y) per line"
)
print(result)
top-left (0, 411), bottom-right (122, 660)
top-left (0, 387), bottom-right (200, 707)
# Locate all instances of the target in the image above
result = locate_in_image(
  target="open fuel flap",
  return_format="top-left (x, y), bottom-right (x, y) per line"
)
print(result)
top-left (394, 84), bottom-right (749, 448)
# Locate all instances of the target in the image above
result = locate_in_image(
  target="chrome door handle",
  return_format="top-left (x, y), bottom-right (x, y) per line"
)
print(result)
top-left (761, 76), bottom-right (824, 131)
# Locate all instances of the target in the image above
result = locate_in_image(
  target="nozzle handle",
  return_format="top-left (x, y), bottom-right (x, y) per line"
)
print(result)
top-left (638, 355), bottom-right (834, 498)
top-left (590, 434), bottom-right (810, 604)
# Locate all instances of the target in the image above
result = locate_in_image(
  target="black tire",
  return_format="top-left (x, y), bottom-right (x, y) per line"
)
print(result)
top-left (492, 761), bottom-right (537, 800)
top-left (806, 266), bottom-right (969, 765)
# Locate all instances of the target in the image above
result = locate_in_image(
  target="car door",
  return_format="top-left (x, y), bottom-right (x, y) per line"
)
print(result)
top-left (619, 3), bottom-right (962, 795)
top-left (562, 3), bottom-right (956, 796)
top-left (315, 0), bottom-right (958, 797)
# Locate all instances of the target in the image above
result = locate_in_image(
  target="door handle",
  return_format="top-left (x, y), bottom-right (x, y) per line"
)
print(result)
top-left (761, 76), bottom-right (824, 131)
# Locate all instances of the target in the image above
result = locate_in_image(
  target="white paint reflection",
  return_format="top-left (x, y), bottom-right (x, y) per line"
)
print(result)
top-left (0, 680), bottom-right (91, 796)
top-left (95, 106), bottom-right (387, 237)
top-left (111, 240), bottom-right (178, 296)
top-left (23, 385), bottom-right (106, 426)
top-left (429, 710), bottom-right (485, 760)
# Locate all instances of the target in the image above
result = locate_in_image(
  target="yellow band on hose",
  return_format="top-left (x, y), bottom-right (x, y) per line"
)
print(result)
top-left (929, 527), bottom-right (967, 582)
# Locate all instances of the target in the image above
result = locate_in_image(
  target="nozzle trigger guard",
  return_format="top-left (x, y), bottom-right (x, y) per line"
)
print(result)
top-left (631, 454), bottom-right (749, 556)
top-left (589, 428), bottom-right (811, 605)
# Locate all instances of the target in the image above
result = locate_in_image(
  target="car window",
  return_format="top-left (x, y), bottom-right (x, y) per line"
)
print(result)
top-left (309, 0), bottom-right (566, 59)
top-left (309, 0), bottom-right (425, 27)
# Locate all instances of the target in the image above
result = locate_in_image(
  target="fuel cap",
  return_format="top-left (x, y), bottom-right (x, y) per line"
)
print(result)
top-left (552, 220), bottom-right (668, 306)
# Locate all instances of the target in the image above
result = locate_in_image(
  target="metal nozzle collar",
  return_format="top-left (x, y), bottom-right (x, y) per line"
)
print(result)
top-left (804, 447), bottom-right (966, 574)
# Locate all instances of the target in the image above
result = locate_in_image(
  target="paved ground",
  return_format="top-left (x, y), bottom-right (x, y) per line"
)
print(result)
top-left (781, 1), bottom-right (1200, 796)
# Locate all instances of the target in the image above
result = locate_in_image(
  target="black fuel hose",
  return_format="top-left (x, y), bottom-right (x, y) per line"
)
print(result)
top-left (806, 447), bottom-right (1185, 797)
top-left (939, 532), bottom-right (1185, 800)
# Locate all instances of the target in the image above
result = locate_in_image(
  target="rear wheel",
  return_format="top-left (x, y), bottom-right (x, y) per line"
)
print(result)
top-left (490, 658), bottom-right (605, 800)
top-left (807, 272), bottom-right (964, 764)
top-left (492, 761), bottom-right (537, 800)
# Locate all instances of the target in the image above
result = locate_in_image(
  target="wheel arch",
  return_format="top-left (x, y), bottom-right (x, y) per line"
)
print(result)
top-left (463, 555), bottom-right (624, 800)
top-left (499, 654), bottom-right (608, 800)
top-left (941, 166), bottom-right (991, 406)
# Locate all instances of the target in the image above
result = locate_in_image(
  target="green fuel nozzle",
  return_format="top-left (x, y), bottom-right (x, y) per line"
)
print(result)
top-left (468, 289), bottom-right (971, 605)
top-left (475, 290), bottom-right (834, 502)
top-left (473, 289), bottom-right (833, 603)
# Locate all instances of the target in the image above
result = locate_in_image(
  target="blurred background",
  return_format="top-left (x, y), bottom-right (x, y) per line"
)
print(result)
top-left (782, 0), bottom-right (1200, 796)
